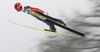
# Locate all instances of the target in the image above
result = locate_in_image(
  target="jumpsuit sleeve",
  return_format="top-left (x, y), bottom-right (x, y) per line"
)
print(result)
top-left (35, 8), bottom-right (44, 13)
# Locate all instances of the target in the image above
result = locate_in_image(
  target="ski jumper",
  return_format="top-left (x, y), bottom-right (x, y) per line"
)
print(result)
top-left (23, 6), bottom-right (66, 31)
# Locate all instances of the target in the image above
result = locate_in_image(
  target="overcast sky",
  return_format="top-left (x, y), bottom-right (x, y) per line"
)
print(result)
top-left (0, 0), bottom-right (95, 52)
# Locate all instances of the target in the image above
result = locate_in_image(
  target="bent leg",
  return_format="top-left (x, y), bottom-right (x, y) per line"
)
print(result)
top-left (53, 18), bottom-right (66, 26)
top-left (43, 21), bottom-right (56, 31)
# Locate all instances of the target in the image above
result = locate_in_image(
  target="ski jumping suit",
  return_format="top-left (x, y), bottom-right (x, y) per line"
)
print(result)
top-left (23, 6), bottom-right (66, 31)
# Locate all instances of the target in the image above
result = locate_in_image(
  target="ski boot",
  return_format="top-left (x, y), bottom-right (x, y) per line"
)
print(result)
top-left (44, 29), bottom-right (56, 32)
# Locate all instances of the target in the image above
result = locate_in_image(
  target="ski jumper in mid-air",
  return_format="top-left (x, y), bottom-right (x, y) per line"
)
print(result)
top-left (14, 2), bottom-right (66, 32)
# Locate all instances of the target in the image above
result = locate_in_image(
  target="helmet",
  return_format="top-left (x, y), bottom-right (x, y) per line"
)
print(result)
top-left (14, 2), bottom-right (22, 10)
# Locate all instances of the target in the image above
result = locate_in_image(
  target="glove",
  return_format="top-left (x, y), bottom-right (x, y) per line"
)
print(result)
top-left (43, 12), bottom-right (48, 15)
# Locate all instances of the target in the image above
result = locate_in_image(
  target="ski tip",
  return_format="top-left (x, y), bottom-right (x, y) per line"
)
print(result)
top-left (80, 34), bottom-right (85, 37)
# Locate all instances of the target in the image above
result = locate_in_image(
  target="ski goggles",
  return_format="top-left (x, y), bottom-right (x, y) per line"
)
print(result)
top-left (15, 7), bottom-right (18, 10)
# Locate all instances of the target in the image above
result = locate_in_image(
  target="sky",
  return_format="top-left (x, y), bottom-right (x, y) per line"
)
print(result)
top-left (0, 0), bottom-right (97, 52)
top-left (0, 0), bottom-right (48, 52)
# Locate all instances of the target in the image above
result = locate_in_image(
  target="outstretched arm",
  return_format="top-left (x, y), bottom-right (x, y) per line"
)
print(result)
top-left (35, 8), bottom-right (48, 15)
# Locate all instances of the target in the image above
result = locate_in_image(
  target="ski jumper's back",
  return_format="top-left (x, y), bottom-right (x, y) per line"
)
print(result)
top-left (23, 6), bottom-right (45, 21)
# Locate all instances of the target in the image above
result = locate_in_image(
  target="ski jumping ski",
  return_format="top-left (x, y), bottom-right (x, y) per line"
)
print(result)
top-left (8, 20), bottom-right (76, 37)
